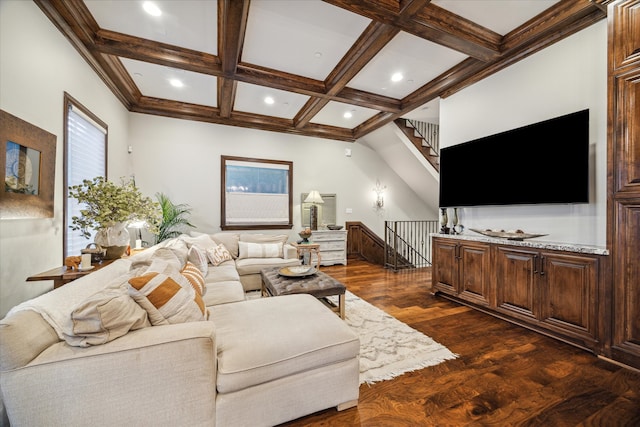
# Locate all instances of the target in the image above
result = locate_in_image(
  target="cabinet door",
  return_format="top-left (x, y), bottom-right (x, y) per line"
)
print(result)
top-left (495, 246), bottom-right (538, 321)
top-left (432, 239), bottom-right (458, 295)
top-left (458, 243), bottom-right (491, 306)
top-left (539, 252), bottom-right (599, 347)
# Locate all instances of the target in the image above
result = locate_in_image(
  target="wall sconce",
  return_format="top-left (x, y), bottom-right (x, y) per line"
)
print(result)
top-left (373, 180), bottom-right (386, 209)
top-left (304, 190), bottom-right (324, 230)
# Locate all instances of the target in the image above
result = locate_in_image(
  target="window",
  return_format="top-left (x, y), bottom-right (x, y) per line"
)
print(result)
top-left (221, 156), bottom-right (293, 230)
top-left (64, 93), bottom-right (107, 258)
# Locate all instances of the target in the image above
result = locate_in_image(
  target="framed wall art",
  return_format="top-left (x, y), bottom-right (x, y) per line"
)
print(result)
top-left (0, 110), bottom-right (56, 219)
top-left (221, 156), bottom-right (293, 230)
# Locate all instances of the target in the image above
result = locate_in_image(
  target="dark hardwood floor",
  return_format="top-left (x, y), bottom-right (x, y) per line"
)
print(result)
top-left (281, 257), bottom-right (640, 426)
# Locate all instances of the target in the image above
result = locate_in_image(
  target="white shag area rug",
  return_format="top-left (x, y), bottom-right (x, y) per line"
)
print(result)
top-left (328, 291), bottom-right (458, 385)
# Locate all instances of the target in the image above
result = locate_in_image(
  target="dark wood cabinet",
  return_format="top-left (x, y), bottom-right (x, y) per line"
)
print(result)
top-left (432, 238), bottom-right (491, 306)
top-left (433, 236), bottom-right (604, 354)
top-left (608, 0), bottom-right (640, 370)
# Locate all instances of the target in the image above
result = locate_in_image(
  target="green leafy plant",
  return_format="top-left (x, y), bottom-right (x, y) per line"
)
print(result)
top-left (155, 192), bottom-right (195, 243)
top-left (69, 176), bottom-right (161, 239)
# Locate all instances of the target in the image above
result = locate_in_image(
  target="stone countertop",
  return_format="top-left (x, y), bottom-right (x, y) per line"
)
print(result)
top-left (430, 233), bottom-right (609, 256)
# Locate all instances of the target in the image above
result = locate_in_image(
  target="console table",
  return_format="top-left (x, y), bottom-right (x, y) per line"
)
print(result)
top-left (27, 259), bottom-right (117, 289)
top-left (431, 233), bottom-right (609, 354)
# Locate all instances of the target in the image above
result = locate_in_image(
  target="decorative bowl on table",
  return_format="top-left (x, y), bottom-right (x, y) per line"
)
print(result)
top-left (299, 230), bottom-right (312, 243)
top-left (326, 224), bottom-right (343, 230)
top-left (470, 228), bottom-right (547, 241)
top-left (279, 266), bottom-right (317, 277)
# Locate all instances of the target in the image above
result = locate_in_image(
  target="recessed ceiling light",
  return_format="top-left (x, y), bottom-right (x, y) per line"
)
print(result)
top-left (142, 1), bottom-right (162, 17)
top-left (264, 96), bottom-right (275, 105)
top-left (133, 72), bottom-right (143, 78)
top-left (391, 72), bottom-right (403, 82)
top-left (314, 52), bottom-right (323, 59)
top-left (343, 111), bottom-right (353, 119)
top-left (169, 78), bottom-right (183, 88)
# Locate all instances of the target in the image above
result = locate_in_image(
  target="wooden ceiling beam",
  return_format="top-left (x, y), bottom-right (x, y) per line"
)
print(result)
top-left (294, 21), bottom-right (400, 128)
top-left (217, 0), bottom-right (249, 118)
top-left (323, 0), bottom-right (502, 61)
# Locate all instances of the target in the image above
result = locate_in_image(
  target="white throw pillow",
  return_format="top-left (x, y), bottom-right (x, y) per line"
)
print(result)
top-left (238, 241), bottom-right (283, 259)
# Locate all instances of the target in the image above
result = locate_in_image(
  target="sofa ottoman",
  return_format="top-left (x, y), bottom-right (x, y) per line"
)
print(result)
top-left (210, 294), bottom-right (360, 427)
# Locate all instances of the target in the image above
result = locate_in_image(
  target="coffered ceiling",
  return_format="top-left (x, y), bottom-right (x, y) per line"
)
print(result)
top-left (35, 0), bottom-right (606, 142)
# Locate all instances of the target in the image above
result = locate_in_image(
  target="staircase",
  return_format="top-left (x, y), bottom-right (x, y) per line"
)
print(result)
top-left (394, 118), bottom-right (440, 172)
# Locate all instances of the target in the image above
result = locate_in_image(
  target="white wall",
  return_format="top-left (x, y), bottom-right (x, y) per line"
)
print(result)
top-left (0, 1), bottom-right (131, 317)
top-left (440, 21), bottom-right (607, 246)
top-left (128, 113), bottom-right (432, 243)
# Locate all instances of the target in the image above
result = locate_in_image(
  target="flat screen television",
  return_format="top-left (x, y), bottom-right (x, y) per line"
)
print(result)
top-left (439, 109), bottom-right (589, 208)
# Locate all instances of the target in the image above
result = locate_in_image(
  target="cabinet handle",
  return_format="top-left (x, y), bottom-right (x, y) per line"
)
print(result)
top-left (455, 244), bottom-right (461, 260)
top-left (539, 256), bottom-right (545, 276)
top-left (533, 255), bottom-right (538, 274)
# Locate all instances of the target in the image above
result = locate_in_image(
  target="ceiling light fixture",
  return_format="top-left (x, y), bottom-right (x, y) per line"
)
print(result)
top-left (343, 111), bottom-right (353, 119)
top-left (264, 96), bottom-right (275, 105)
top-left (142, 1), bottom-right (162, 17)
top-left (314, 52), bottom-right (323, 59)
top-left (169, 78), bottom-right (183, 88)
top-left (391, 72), bottom-right (403, 82)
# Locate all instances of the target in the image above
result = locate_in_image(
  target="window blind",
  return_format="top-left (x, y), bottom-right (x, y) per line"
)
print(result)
top-left (65, 104), bottom-right (106, 257)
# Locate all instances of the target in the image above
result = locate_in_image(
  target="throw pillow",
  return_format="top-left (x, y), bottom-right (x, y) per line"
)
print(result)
top-left (179, 234), bottom-right (218, 252)
top-left (187, 245), bottom-right (209, 276)
top-left (128, 270), bottom-right (207, 325)
top-left (66, 286), bottom-right (150, 347)
top-left (207, 243), bottom-right (233, 266)
top-left (238, 241), bottom-right (283, 259)
top-left (181, 261), bottom-right (205, 296)
top-left (209, 233), bottom-right (240, 258)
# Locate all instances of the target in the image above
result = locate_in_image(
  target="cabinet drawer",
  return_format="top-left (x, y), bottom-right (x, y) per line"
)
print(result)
top-left (318, 241), bottom-right (346, 251)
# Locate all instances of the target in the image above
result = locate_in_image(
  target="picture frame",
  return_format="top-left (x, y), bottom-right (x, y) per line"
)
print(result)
top-left (1, 110), bottom-right (56, 219)
top-left (221, 155), bottom-right (293, 230)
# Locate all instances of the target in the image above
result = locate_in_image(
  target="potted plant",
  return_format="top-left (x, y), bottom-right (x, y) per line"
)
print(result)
top-left (69, 176), bottom-right (161, 259)
top-left (154, 192), bottom-right (194, 244)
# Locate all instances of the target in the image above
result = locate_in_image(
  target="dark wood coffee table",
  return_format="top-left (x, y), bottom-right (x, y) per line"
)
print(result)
top-left (261, 267), bottom-right (346, 318)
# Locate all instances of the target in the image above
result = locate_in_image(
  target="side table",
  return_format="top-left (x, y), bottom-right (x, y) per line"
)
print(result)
top-left (26, 259), bottom-right (116, 289)
top-left (291, 242), bottom-right (321, 269)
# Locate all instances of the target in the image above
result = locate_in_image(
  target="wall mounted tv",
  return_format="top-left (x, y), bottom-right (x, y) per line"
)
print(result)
top-left (439, 109), bottom-right (589, 208)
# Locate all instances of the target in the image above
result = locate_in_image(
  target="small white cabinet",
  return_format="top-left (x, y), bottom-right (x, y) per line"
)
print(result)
top-left (311, 230), bottom-right (347, 266)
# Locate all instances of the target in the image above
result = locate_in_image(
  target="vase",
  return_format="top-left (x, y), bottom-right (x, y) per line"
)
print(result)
top-left (439, 208), bottom-right (449, 234)
top-left (95, 222), bottom-right (130, 259)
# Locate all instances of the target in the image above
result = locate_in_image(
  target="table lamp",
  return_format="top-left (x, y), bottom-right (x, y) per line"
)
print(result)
top-left (304, 190), bottom-right (324, 230)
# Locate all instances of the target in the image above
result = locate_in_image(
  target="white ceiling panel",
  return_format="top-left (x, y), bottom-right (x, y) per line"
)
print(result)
top-left (432, 0), bottom-right (560, 35)
top-left (234, 82), bottom-right (310, 120)
top-left (347, 32), bottom-right (468, 100)
top-left (85, 0), bottom-right (217, 55)
top-left (310, 101), bottom-right (379, 129)
top-left (121, 58), bottom-right (217, 107)
top-left (242, 0), bottom-right (371, 80)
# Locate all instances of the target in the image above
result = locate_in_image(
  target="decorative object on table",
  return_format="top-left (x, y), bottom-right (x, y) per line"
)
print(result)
top-left (81, 243), bottom-right (104, 263)
top-left (373, 179), bottom-right (386, 209)
top-left (326, 291), bottom-right (457, 385)
top-left (304, 190), bottom-right (324, 230)
top-left (1, 110), bottom-right (56, 219)
top-left (154, 192), bottom-right (194, 244)
top-left (278, 266), bottom-right (317, 277)
top-left (439, 208), bottom-right (450, 234)
top-left (470, 228), bottom-right (548, 241)
top-left (451, 208), bottom-right (464, 234)
top-left (326, 224), bottom-right (343, 230)
top-left (298, 227), bottom-right (312, 243)
top-left (68, 176), bottom-right (161, 259)
top-left (64, 256), bottom-right (82, 270)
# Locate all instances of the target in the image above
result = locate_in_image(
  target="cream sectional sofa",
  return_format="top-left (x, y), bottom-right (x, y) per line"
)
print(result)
top-left (0, 234), bottom-right (360, 426)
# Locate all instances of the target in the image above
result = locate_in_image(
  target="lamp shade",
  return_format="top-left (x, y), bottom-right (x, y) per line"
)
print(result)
top-left (304, 190), bottom-right (324, 204)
